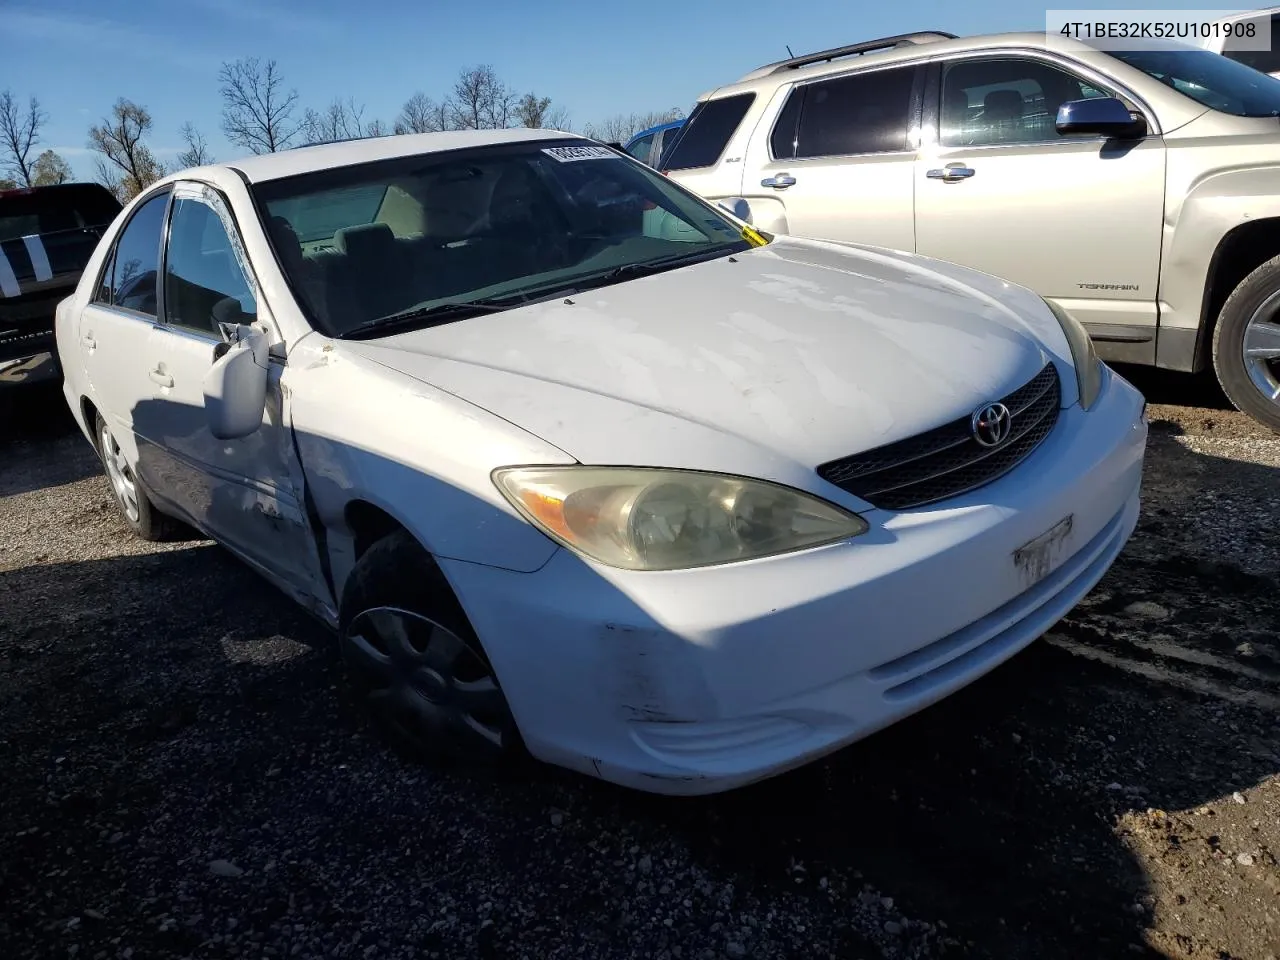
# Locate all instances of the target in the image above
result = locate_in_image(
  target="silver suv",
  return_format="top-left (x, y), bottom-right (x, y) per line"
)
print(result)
top-left (661, 30), bottom-right (1280, 431)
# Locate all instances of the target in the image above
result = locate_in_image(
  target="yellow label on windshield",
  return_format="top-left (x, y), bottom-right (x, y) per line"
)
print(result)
top-left (741, 225), bottom-right (768, 248)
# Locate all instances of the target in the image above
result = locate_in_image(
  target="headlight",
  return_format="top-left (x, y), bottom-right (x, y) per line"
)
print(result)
top-left (493, 466), bottom-right (869, 571)
top-left (1044, 298), bottom-right (1104, 410)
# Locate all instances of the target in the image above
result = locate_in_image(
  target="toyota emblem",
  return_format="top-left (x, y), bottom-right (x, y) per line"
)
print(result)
top-left (971, 402), bottom-right (1013, 448)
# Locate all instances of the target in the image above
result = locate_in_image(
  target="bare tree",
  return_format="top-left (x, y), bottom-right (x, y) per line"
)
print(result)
top-left (0, 91), bottom-right (47, 187)
top-left (30, 149), bottom-right (72, 186)
top-left (583, 107), bottom-right (685, 144)
top-left (88, 99), bottom-right (164, 202)
top-left (544, 105), bottom-right (572, 132)
top-left (218, 58), bottom-right (299, 154)
top-left (177, 122), bottom-right (213, 168)
top-left (394, 92), bottom-right (453, 134)
top-left (300, 98), bottom-right (382, 145)
top-left (450, 64), bottom-right (517, 130)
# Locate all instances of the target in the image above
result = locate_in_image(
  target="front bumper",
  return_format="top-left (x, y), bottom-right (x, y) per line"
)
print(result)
top-left (442, 367), bottom-right (1149, 795)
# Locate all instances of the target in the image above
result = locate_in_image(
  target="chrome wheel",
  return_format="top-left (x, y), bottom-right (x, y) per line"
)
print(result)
top-left (1243, 295), bottom-right (1280, 405)
top-left (99, 420), bottom-right (140, 524)
top-left (341, 605), bottom-right (510, 760)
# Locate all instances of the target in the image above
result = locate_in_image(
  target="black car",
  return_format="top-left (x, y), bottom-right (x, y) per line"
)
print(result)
top-left (1, 183), bottom-right (121, 388)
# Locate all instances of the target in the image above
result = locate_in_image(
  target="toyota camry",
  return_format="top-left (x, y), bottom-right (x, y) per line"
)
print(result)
top-left (55, 129), bottom-right (1148, 794)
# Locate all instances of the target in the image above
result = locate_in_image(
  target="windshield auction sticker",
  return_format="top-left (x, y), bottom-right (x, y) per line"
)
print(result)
top-left (542, 145), bottom-right (617, 162)
top-left (1046, 9), bottom-right (1272, 51)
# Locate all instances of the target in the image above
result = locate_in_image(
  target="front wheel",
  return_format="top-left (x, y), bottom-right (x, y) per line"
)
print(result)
top-left (1212, 255), bottom-right (1280, 433)
top-left (338, 530), bottom-right (522, 768)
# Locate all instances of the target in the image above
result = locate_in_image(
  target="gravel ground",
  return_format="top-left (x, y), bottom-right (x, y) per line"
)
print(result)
top-left (1, 369), bottom-right (1277, 960)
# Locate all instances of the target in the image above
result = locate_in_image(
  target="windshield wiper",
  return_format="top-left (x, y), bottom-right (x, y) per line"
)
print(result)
top-left (340, 246), bottom-right (742, 339)
top-left (596, 246), bottom-right (740, 282)
top-left (341, 298), bottom-right (514, 339)
top-left (506, 246), bottom-right (742, 302)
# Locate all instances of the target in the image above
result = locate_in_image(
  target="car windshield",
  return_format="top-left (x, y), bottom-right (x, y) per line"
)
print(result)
top-left (252, 139), bottom-right (754, 337)
top-left (1104, 45), bottom-right (1280, 117)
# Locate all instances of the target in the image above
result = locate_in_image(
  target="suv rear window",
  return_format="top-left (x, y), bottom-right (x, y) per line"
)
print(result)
top-left (661, 93), bottom-right (755, 171)
top-left (0, 184), bottom-right (121, 243)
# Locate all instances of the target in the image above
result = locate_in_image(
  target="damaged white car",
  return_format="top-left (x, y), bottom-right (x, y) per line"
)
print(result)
top-left (55, 129), bottom-right (1148, 794)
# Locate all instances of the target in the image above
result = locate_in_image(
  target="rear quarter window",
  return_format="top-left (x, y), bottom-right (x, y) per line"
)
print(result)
top-left (661, 93), bottom-right (756, 171)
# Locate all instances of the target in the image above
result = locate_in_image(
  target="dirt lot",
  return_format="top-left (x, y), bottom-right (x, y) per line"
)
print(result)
top-left (1, 369), bottom-right (1277, 960)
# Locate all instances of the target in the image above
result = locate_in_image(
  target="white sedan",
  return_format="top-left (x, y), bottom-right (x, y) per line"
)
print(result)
top-left (55, 129), bottom-right (1148, 795)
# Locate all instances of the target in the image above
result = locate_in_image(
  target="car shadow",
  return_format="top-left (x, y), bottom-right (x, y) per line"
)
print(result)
top-left (1110, 363), bottom-right (1234, 412)
top-left (0, 381), bottom-right (101, 497)
top-left (1, 395), bottom-right (1276, 959)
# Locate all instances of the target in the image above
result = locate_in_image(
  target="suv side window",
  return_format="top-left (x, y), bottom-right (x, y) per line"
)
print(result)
top-left (787, 65), bottom-right (918, 159)
top-left (625, 133), bottom-right (655, 164)
top-left (661, 93), bottom-right (755, 171)
top-left (94, 191), bottom-right (169, 317)
top-left (1222, 14), bottom-right (1280, 74)
top-left (164, 196), bottom-right (257, 335)
top-left (940, 57), bottom-right (1111, 147)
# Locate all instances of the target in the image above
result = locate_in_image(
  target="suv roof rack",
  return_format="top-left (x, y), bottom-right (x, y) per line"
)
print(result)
top-left (739, 31), bottom-right (957, 81)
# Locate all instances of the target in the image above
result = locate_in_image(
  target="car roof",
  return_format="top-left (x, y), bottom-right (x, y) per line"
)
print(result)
top-left (1207, 5), bottom-right (1280, 23)
top-left (701, 30), bottom-right (1099, 99)
top-left (626, 118), bottom-right (686, 145)
top-left (224, 127), bottom-right (577, 183)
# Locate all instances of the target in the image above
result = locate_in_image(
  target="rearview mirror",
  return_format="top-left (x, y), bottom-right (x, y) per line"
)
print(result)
top-left (203, 324), bottom-right (269, 440)
top-left (1055, 97), bottom-right (1146, 139)
top-left (717, 197), bottom-right (753, 224)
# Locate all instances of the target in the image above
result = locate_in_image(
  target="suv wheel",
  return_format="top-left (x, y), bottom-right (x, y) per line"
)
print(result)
top-left (1213, 254), bottom-right (1280, 433)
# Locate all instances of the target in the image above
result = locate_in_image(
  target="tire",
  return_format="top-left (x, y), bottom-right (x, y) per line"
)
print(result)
top-left (93, 411), bottom-right (184, 542)
top-left (337, 530), bottom-right (524, 769)
top-left (1211, 254), bottom-right (1280, 433)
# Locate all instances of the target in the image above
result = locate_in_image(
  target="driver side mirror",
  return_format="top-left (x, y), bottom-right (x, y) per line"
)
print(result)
top-left (1055, 97), bottom-right (1146, 139)
top-left (202, 323), bottom-right (269, 440)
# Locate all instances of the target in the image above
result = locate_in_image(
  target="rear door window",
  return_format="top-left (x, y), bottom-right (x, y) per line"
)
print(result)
top-left (96, 191), bottom-right (169, 317)
top-left (661, 93), bottom-right (756, 171)
top-left (792, 65), bottom-right (919, 158)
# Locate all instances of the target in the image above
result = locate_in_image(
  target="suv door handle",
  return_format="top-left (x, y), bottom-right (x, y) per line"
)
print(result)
top-left (927, 164), bottom-right (976, 182)
top-left (81, 334), bottom-right (96, 350)
top-left (761, 173), bottom-right (796, 188)
top-left (148, 367), bottom-right (173, 388)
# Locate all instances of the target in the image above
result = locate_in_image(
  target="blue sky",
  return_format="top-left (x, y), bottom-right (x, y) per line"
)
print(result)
top-left (1, 0), bottom-right (1249, 179)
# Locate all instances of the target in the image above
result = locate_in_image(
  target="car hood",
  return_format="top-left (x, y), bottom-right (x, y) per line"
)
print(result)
top-left (340, 237), bottom-right (1072, 488)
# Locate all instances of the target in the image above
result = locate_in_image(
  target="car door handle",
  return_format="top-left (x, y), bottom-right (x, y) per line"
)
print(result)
top-left (926, 164), bottom-right (976, 181)
top-left (148, 367), bottom-right (173, 388)
top-left (81, 334), bottom-right (96, 350)
top-left (761, 173), bottom-right (796, 188)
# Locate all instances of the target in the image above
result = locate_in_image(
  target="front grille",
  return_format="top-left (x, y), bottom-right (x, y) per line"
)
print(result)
top-left (817, 361), bottom-right (1061, 511)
